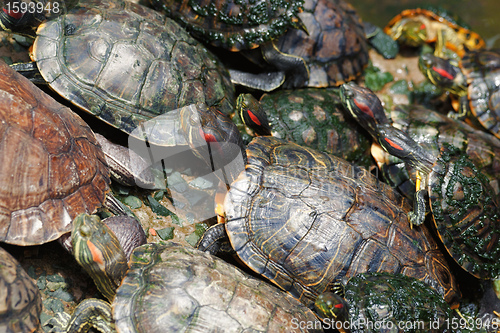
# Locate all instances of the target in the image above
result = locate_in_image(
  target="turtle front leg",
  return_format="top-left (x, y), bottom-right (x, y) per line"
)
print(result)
top-left (408, 189), bottom-right (428, 227)
top-left (261, 41), bottom-right (310, 89)
top-left (408, 169), bottom-right (428, 227)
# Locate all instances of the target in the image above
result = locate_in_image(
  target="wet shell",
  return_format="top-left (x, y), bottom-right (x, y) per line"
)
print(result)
top-left (0, 60), bottom-right (109, 246)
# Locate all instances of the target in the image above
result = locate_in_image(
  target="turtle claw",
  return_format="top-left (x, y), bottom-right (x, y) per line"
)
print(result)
top-left (408, 211), bottom-right (425, 228)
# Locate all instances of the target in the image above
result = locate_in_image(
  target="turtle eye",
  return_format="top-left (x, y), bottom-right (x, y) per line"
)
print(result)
top-left (80, 225), bottom-right (91, 238)
top-left (343, 89), bottom-right (354, 99)
top-left (421, 58), bottom-right (432, 68)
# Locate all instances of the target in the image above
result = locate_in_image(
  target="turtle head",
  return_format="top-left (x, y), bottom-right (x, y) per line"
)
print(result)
top-left (182, 103), bottom-right (246, 188)
top-left (71, 214), bottom-right (128, 302)
top-left (397, 19), bottom-right (428, 47)
top-left (236, 93), bottom-right (272, 136)
top-left (418, 53), bottom-right (467, 95)
top-left (314, 291), bottom-right (349, 323)
top-left (340, 82), bottom-right (389, 137)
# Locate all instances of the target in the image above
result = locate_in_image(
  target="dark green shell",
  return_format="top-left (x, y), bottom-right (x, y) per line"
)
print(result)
top-left (32, 0), bottom-right (235, 146)
top-left (344, 272), bottom-right (453, 333)
top-left (224, 136), bottom-right (460, 308)
top-left (460, 50), bottom-right (500, 139)
top-left (0, 247), bottom-right (42, 333)
top-left (429, 144), bottom-right (500, 279)
top-left (254, 88), bottom-right (371, 167)
top-left (149, 0), bottom-right (304, 51)
top-left (377, 104), bottom-right (500, 199)
top-left (271, 0), bottom-right (369, 87)
top-left (113, 241), bottom-right (321, 332)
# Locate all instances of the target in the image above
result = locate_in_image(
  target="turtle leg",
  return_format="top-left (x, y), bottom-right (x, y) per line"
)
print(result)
top-left (433, 27), bottom-right (447, 58)
top-left (407, 169), bottom-right (428, 227)
top-left (260, 41), bottom-right (310, 89)
top-left (196, 223), bottom-right (234, 255)
top-left (447, 95), bottom-right (470, 121)
top-left (9, 61), bottom-right (46, 84)
top-left (229, 69), bottom-right (285, 92)
top-left (43, 299), bottom-right (114, 333)
top-left (408, 189), bottom-right (427, 227)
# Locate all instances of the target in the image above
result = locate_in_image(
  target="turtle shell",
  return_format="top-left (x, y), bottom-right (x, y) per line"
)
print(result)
top-left (113, 241), bottom-right (321, 333)
top-left (31, 0), bottom-right (235, 146)
top-left (460, 49), bottom-right (500, 139)
top-left (384, 7), bottom-right (485, 57)
top-left (149, 0), bottom-right (305, 51)
top-left (245, 88), bottom-right (371, 166)
top-left (271, 0), bottom-right (369, 87)
top-left (375, 104), bottom-right (500, 199)
top-left (343, 272), bottom-right (453, 333)
top-left (224, 136), bottom-right (460, 308)
top-left (0, 247), bottom-right (42, 333)
top-left (0, 60), bottom-right (110, 246)
top-left (428, 144), bottom-right (500, 279)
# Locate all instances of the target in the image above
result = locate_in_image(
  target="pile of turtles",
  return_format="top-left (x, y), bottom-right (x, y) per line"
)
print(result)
top-left (0, 0), bottom-right (499, 332)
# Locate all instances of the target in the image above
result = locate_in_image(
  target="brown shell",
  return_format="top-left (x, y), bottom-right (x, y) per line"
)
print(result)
top-left (273, 0), bottom-right (369, 87)
top-left (0, 60), bottom-right (110, 245)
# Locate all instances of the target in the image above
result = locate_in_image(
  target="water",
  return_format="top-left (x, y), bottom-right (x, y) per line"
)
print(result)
top-left (349, 0), bottom-right (500, 48)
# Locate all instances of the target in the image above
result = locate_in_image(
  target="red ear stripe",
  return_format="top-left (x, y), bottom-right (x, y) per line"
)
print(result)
top-left (420, 23), bottom-right (426, 30)
top-left (199, 128), bottom-right (217, 143)
top-left (384, 137), bottom-right (403, 151)
top-left (247, 110), bottom-right (261, 126)
top-left (353, 99), bottom-right (375, 119)
top-left (3, 8), bottom-right (24, 20)
top-left (334, 303), bottom-right (344, 309)
top-left (432, 66), bottom-right (455, 80)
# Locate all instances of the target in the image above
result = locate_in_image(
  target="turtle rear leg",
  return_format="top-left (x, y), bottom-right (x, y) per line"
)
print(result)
top-left (196, 223), bottom-right (234, 255)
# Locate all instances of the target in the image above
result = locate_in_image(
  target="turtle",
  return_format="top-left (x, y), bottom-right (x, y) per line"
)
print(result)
top-left (339, 81), bottom-right (500, 280)
top-left (0, 0), bottom-right (236, 147)
top-left (418, 50), bottom-right (500, 140)
top-left (235, 88), bottom-right (372, 167)
top-left (384, 7), bottom-right (485, 58)
top-left (366, 103), bottom-right (500, 201)
top-left (45, 214), bottom-right (322, 333)
top-left (197, 136), bottom-right (461, 310)
top-left (314, 272), bottom-right (453, 333)
top-left (239, 0), bottom-right (369, 89)
top-left (0, 56), bottom-right (110, 246)
top-left (148, 0), bottom-right (305, 52)
top-left (0, 246), bottom-right (43, 333)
